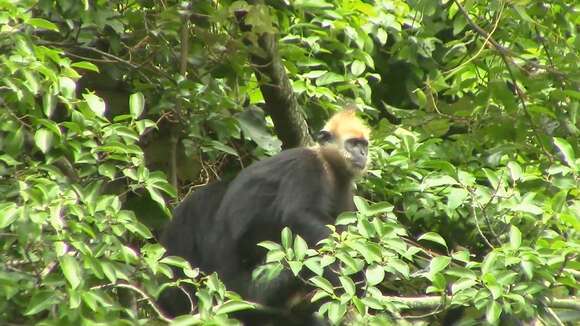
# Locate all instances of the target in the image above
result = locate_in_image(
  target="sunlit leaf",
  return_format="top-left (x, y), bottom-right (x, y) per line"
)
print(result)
top-left (129, 92), bottom-right (145, 119)
top-left (418, 232), bottom-right (448, 250)
top-left (486, 300), bottom-right (502, 324)
top-left (34, 129), bottom-right (54, 154)
top-left (215, 300), bottom-right (255, 315)
top-left (27, 18), bottom-right (59, 31)
top-left (509, 225), bottom-right (522, 250)
top-left (83, 93), bottom-right (106, 116)
top-left (553, 137), bottom-right (576, 169)
top-left (60, 255), bottom-right (82, 289)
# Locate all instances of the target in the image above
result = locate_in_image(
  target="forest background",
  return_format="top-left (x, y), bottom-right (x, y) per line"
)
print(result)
top-left (0, 0), bottom-right (578, 325)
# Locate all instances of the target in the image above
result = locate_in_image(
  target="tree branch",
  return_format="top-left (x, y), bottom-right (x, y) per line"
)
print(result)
top-left (451, 0), bottom-right (568, 79)
top-left (236, 10), bottom-right (313, 149)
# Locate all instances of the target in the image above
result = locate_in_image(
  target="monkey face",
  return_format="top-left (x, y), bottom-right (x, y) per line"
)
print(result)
top-left (316, 130), bottom-right (369, 176)
top-left (344, 137), bottom-right (368, 171)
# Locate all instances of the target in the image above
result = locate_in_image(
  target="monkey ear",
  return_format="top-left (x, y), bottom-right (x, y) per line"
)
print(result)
top-left (315, 130), bottom-right (333, 144)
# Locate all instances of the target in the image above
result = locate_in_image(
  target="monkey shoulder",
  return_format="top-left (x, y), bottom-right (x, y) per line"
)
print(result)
top-left (230, 147), bottom-right (328, 186)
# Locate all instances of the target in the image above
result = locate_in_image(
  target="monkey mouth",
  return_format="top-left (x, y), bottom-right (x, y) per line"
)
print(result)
top-left (351, 159), bottom-right (367, 170)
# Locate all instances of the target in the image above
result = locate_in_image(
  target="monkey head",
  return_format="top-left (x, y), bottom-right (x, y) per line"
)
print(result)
top-left (315, 110), bottom-right (371, 176)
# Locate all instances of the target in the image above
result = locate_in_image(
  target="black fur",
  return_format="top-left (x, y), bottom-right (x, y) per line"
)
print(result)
top-left (159, 147), bottom-right (356, 324)
top-left (158, 180), bottom-right (230, 316)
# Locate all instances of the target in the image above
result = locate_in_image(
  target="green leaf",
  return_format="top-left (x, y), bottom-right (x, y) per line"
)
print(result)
top-left (422, 175), bottom-right (457, 189)
top-left (520, 260), bottom-right (533, 280)
top-left (281, 227), bottom-right (293, 250)
top-left (551, 190), bottom-right (568, 213)
top-left (309, 276), bottom-right (334, 294)
top-left (507, 161), bottom-right (523, 182)
top-left (293, 235), bottom-right (308, 261)
top-left (24, 290), bottom-right (59, 315)
top-left (418, 232), bottom-right (448, 250)
top-left (486, 300), bottom-right (502, 324)
top-left (429, 256), bottom-right (451, 275)
top-left (350, 60), bottom-right (366, 76)
top-left (481, 251), bottom-right (498, 275)
top-left (303, 70), bottom-right (327, 79)
top-left (215, 300), bottom-right (255, 315)
top-left (129, 92), bottom-right (145, 119)
top-left (376, 28), bottom-right (388, 45)
top-left (27, 18), bottom-right (59, 31)
top-left (553, 137), bottom-right (576, 169)
top-left (98, 163), bottom-right (117, 180)
top-left (146, 185), bottom-right (165, 207)
top-left (288, 261), bottom-right (303, 276)
top-left (335, 211), bottom-right (357, 225)
top-left (71, 61), bottom-right (100, 72)
top-left (304, 258), bottom-right (323, 276)
top-left (483, 168), bottom-right (501, 190)
top-left (170, 315), bottom-right (202, 326)
top-left (60, 255), bottom-right (82, 289)
top-left (452, 278), bottom-right (477, 294)
top-left (336, 251), bottom-right (361, 273)
top-left (367, 201), bottom-right (393, 215)
top-left (34, 128), bottom-right (54, 154)
top-left (293, 0), bottom-right (334, 10)
top-left (452, 250), bottom-right (470, 263)
top-left (258, 241), bottom-right (282, 251)
top-left (447, 187), bottom-right (468, 210)
top-left (327, 302), bottom-right (347, 325)
top-left (365, 264), bottom-right (385, 286)
top-left (348, 240), bottom-right (381, 263)
top-left (339, 275), bottom-right (356, 296)
top-left (209, 140), bottom-right (238, 156)
top-left (0, 202), bottom-right (18, 228)
top-left (83, 93), bottom-right (106, 116)
top-left (126, 221), bottom-right (154, 239)
top-left (389, 258), bottom-right (410, 278)
top-left (150, 179), bottom-right (177, 198)
top-left (59, 77), bottom-right (76, 99)
top-left (513, 203), bottom-right (543, 215)
top-left (509, 225), bottom-right (522, 250)
top-left (353, 196), bottom-right (369, 215)
top-left (316, 72), bottom-right (345, 86)
top-left (101, 262), bottom-right (117, 283)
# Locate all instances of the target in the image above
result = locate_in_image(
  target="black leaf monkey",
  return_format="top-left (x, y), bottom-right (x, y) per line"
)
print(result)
top-left (159, 110), bottom-right (371, 324)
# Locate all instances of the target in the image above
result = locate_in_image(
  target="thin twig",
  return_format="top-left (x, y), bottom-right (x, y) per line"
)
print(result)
top-left (93, 282), bottom-right (173, 322)
top-left (445, 1), bottom-right (505, 76)
top-left (470, 203), bottom-right (495, 249)
top-left (452, 0), bottom-right (555, 162)
top-left (451, 0), bottom-right (568, 79)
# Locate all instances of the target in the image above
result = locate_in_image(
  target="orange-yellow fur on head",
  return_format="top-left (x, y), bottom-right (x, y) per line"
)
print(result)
top-left (322, 110), bottom-right (370, 141)
top-left (317, 109), bottom-right (371, 177)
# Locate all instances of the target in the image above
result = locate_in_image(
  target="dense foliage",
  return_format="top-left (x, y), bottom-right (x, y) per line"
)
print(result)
top-left (0, 0), bottom-right (578, 325)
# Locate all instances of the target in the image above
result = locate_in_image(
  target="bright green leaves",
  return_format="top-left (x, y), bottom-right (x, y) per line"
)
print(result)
top-left (553, 137), bottom-right (577, 170)
top-left (71, 61), bottom-right (99, 72)
top-left (24, 291), bottom-right (59, 316)
top-left (83, 93), bottom-right (106, 116)
top-left (34, 128), bottom-right (54, 153)
top-left (59, 77), bottom-right (76, 99)
top-left (509, 225), bottom-right (522, 251)
top-left (129, 92), bottom-right (145, 119)
top-left (365, 264), bottom-right (385, 286)
top-left (214, 300), bottom-right (255, 315)
top-left (60, 255), bottom-right (82, 289)
top-left (0, 202), bottom-right (18, 228)
top-left (27, 18), bottom-right (59, 32)
top-left (486, 300), bottom-right (502, 324)
top-left (418, 232), bottom-right (448, 251)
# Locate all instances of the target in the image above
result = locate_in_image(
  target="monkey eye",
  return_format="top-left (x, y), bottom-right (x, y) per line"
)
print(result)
top-left (316, 130), bottom-right (333, 144)
top-left (348, 138), bottom-right (368, 147)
